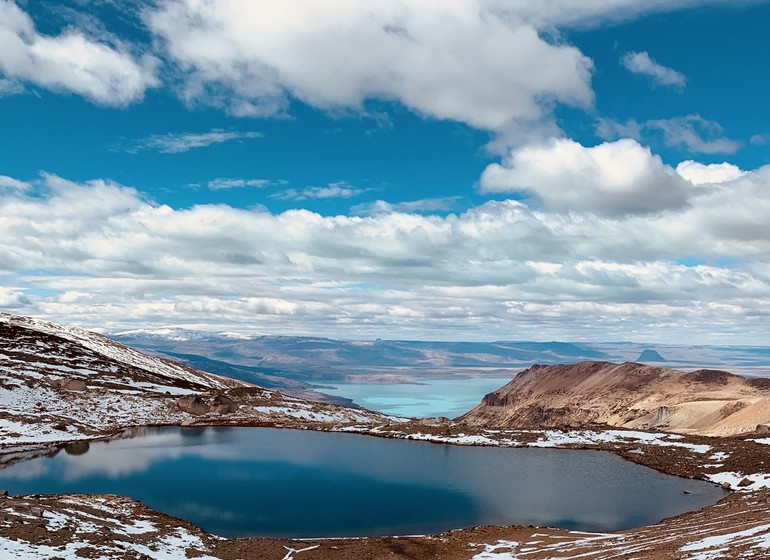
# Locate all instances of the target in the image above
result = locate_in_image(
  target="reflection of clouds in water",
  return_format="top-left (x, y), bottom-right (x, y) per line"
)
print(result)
top-left (59, 429), bottom-right (265, 480)
top-left (171, 501), bottom-right (242, 523)
top-left (0, 459), bottom-right (49, 481)
top-left (61, 445), bottom-right (184, 480)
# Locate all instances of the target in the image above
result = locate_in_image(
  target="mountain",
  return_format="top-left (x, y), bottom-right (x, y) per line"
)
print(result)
top-left (112, 330), bottom-right (610, 383)
top-left (459, 361), bottom-right (770, 436)
top-left (0, 314), bottom-right (387, 448)
top-left (637, 349), bottom-right (666, 362)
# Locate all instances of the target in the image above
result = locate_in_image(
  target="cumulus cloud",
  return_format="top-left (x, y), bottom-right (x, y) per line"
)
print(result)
top-left (621, 51), bottom-right (686, 89)
top-left (676, 161), bottom-right (746, 185)
top-left (479, 138), bottom-right (689, 216)
top-left (0, 287), bottom-right (29, 308)
top-left (127, 129), bottom-right (262, 154)
top-left (4, 166), bottom-right (770, 340)
top-left (0, 0), bottom-right (157, 105)
top-left (144, 0), bottom-right (593, 132)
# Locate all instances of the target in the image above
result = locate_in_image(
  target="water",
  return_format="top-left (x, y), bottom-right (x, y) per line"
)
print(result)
top-left (0, 427), bottom-right (725, 538)
top-left (321, 377), bottom-right (512, 418)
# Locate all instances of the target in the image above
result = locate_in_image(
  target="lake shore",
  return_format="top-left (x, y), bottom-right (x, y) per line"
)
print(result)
top-left (3, 415), bottom-right (770, 558)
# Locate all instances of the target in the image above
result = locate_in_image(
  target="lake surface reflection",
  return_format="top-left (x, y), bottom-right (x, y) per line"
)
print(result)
top-left (0, 427), bottom-right (726, 538)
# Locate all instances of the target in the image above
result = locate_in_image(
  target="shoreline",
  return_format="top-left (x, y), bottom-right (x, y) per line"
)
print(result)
top-left (3, 419), bottom-right (770, 558)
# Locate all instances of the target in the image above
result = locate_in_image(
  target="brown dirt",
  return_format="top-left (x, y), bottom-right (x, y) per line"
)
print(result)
top-left (460, 361), bottom-right (770, 436)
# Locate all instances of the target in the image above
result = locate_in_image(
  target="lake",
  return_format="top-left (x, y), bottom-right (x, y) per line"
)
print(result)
top-left (0, 427), bottom-right (725, 538)
top-left (320, 377), bottom-right (513, 418)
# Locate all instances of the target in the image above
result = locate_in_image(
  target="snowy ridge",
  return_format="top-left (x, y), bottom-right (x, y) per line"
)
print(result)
top-left (0, 314), bottom-right (242, 390)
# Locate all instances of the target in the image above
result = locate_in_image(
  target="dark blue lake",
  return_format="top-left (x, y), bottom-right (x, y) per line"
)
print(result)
top-left (0, 427), bottom-right (725, 538)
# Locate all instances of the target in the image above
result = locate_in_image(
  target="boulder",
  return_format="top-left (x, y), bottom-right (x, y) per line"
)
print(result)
top-left (737, 477), bottom-right (754, 487)
top-left (60, 378), bottom-right (87, 392)
top-left (178, 395), bottom-right (210, 416)
top-left (213, 394), bottom-right (238, 414)
top-left (756, 424), bottom-right (770, 434)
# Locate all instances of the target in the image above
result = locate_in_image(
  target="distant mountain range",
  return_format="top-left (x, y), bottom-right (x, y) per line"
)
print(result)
top-left (112, 329), bottom-right (770, 393)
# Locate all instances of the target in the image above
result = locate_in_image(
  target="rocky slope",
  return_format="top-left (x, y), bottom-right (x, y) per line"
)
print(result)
top-left (460, 361), bottom-right (770, 436)
top-left (0, 314), bottom-right (390, 449)
top-left (4, 487), bottom-right (770, 560)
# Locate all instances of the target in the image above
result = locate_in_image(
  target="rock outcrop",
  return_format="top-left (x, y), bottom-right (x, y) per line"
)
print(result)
top-left (460, 361), bottom-right (770, 437)
top-left (177, 396), bottom-right (211, 416)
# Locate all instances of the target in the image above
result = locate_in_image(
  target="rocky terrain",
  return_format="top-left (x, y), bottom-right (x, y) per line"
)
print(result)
top-left (3, 487), bottom-right (770, 559)
top-left (2, 315), bottom-right (770, 558)
top-left (461, 361), bottom-right (770, 436)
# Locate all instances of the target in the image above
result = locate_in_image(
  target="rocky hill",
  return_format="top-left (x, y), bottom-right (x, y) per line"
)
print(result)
top-left (460, 361), bottom-right (770, 436)
top-left (0, 314), bottom-right (389, 449)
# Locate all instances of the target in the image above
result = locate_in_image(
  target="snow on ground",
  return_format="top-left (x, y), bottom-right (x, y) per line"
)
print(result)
top-left (523, 429), bottom-right (712, 453)
top-left (471, 540), bottom-right (521, 559)
top-left (359, 427), bottom-right (715, 453)
top-left (707, 472), bottom-right (770, 491)
top-left (0, 313), bottom-right (240, 391)
top-left (0, 495), bottom-right (220, 560)
top-left (253, 404), bottom-right (377, 424)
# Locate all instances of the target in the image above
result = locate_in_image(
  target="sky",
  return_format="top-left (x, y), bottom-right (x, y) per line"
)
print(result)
top-left (1, 0), bottom-right (770, 343)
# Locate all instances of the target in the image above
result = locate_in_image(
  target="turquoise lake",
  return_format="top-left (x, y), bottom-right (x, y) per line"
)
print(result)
top-left (0, 427), bottom-right (726, 538)
top-left (320, 377), bottom-right (513, 418)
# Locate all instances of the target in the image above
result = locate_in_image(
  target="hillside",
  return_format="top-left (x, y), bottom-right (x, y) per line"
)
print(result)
top-left (460, 361), bottom-right (770, 436)
top-left (0, 314), bottom-right (389, 448)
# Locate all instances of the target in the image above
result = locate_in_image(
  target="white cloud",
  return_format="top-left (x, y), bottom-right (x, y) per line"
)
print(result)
top-left (595, 117), bottom-right (642, 142)
top-left (750, 134), bottom-right (768, 146)
top-left (0, 0), bottom-right (157, 105)
top-left (621, 51), bottom-right (686, 89)
top-left (4, 165), bottom-right (770, 341)
top-left (486, 0), bottom-right (758, 28)
top-left (676, 161), bottom-right (746, 185)
top-left (207, 178), bottom-right (270, 190)
top-left (598, 115), bottom-right (741, 155)
top-left (351, 197), bottom-right (462, 216)
top-left (271, 182), bottom-right (369, 201)
top-left (128, 129), bottom-right (262, 154)
top-left (0, 77), bottom-right (22, 96)
top-left (0, 287), bottom-right (29, 308)
top-left (144, 0), bottom-right (594, 133)
top-left (646, 115), bottom-right (740, 154)
top-left (0, 175), bottom-right (31, 191)
top-left (479, 138), bottom-right (689, 216)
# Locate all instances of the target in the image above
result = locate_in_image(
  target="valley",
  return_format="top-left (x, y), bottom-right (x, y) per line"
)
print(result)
top-left (1, 314), bottom-right (770, 558)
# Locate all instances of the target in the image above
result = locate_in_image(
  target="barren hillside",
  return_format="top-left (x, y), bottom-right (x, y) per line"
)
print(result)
top-left (460, 361), bottom-right (770, 436)
top-left (0, 314), bottom-right (389, 448)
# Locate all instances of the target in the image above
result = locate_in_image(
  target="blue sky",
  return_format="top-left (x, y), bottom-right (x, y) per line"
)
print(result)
top-left (1, 0), bottom-right (770, 343)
